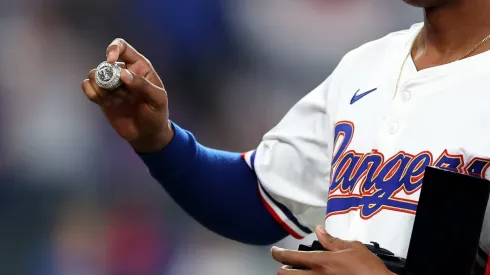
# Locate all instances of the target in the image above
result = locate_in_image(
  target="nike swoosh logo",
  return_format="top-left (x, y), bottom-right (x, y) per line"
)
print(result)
top-left (350, 88), bottom-right (377, 105)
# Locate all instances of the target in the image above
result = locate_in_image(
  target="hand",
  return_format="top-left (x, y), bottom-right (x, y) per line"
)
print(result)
top-left (81, 38), bottom-right (173, 153)
top-left (271, 226), bottom-right (394, 275)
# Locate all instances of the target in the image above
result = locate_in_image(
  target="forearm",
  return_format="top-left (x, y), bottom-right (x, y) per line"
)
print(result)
top-left (138, 123), bottom-right (288, 245)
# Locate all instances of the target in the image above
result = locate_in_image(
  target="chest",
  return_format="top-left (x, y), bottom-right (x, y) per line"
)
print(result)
top-left (329, 66), bottom-right (490, 165)
top-left (326, 68), bottom-right (490, 218)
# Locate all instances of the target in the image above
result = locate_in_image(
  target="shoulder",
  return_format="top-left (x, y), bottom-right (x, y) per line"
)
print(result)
top-left (334, 23), bottom-right (423, 73)
top-left (322, 23), bottom-right (423, 112)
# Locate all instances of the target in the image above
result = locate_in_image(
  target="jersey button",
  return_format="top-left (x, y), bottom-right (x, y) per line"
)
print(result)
top-left (388, 123), bottom-right (398, 134)
top-left (402, 91), bottom-right (411, 101)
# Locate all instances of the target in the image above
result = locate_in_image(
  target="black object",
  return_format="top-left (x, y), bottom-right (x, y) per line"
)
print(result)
top-left (404, 167), bottom-right (490, 275)
top-left (293, 166), bottom-right (490, 275)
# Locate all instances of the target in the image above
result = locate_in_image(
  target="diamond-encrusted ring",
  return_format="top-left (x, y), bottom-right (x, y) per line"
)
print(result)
top-left (95, 61), bottom-right (122, 90)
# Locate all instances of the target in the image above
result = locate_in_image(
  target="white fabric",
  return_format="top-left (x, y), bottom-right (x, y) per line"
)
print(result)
top-left (244, 22), bottom-right (490, 258)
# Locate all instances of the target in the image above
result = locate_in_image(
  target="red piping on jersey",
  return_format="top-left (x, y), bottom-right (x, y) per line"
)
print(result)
top-left (258, 190), bottom-right (304, 240)
top-left (243, 151), bottom-right (304, 239)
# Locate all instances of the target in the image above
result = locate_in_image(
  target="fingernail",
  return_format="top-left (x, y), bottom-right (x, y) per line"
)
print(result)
top-left (122, 69), bottom-right (133, 83)
top-left (271, 246), bottom-right (279, 252)
top-left (316, 225), bottom-right (327, 234)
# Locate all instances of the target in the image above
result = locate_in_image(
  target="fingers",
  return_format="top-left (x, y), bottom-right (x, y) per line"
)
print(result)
top-left (115, 62), bottom-right (126, 69)
top-left (315, 225), bottom-right (349, 251)
top-left (84, 69), bottom-right (120, 107)
top-left (120, 69), bottom-right (166, 107)
top-left (81, 79), bottom-right (100, 104)
top-left (87, 68), bottom-right (107, 98)
top-left (271, 247), bottom-right (320, 269)
top-left (106, 38), bottom-right (145, 64)
top-left (83, 65), bottom-right (165, 108)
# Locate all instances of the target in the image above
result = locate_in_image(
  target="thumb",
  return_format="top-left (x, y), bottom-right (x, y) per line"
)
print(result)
top-left (121, 69), bottom-right (166, 107)
top-left (315, 225), bottom-right (349, 251)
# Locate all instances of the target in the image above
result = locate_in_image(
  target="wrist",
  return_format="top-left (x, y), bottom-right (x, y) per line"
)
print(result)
top-left (131, 120), bottom-right (174, 153)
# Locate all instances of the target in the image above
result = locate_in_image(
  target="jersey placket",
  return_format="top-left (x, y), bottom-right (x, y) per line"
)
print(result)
top-left (349, 58), bottom-right (418, 244)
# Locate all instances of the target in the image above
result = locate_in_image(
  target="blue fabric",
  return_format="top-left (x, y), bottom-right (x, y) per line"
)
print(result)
top-left (138, 123), bottom-right (288, 245)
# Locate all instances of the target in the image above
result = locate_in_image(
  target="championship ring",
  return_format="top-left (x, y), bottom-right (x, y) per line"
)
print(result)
top-left (95, 61), bottom-right (122, 90)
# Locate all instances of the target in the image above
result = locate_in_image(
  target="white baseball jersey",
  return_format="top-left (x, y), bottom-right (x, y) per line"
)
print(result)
top-left (242, 22), bottom-right (490, 258)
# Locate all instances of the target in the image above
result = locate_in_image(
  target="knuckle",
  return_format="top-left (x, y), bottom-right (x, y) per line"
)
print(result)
top-left (115, 38), bottom-right (126, 44)
top-left (351, 241), bottom-right (364, 248)
top-left (328, 237), bottom-right (339, 244)
top-left (107, 38), bottom-right (126, 54)
top-left (111, 38), bottom-right (125, 47)
top-left (142, 56), bottom-right (152, 66)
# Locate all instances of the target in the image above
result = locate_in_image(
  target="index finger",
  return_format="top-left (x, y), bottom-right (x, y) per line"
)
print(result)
top-left (271, 247), bottom-right (324, 269)
top-left (106, 38), bottom-right (143, 64)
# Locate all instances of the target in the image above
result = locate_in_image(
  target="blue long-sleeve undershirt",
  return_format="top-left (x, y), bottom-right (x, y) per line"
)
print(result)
top-left (138, 123), bottom-right (288, 245)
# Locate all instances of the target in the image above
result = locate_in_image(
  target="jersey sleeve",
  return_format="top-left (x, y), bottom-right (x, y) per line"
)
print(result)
top-left (242, 76), bottom-right (334, 239)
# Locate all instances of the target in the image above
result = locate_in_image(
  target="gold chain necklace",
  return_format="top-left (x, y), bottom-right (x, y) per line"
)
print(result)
top-left (394, 32), bottom-right (490, 97)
